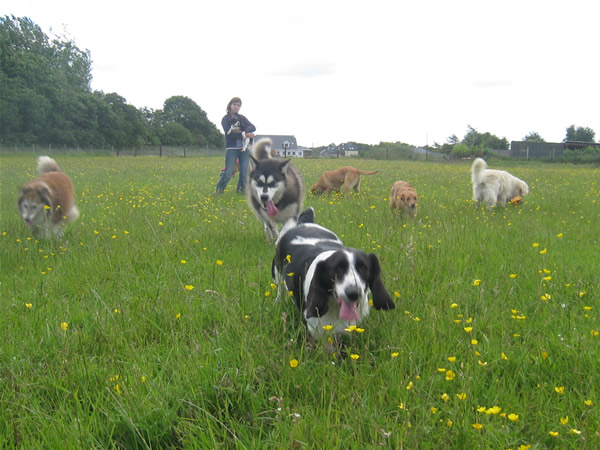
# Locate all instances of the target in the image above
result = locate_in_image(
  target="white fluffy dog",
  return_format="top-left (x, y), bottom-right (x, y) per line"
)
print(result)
top-left (471, 158), bottom-right (528, 208)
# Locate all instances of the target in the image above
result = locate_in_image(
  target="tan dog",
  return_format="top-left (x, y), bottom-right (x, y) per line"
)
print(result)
top-left (18, 156), bottom-right (79, 238)
top-left (390, 181), bottom-right (418, 216)
top-left (311, 166), bottom-right (379, 195)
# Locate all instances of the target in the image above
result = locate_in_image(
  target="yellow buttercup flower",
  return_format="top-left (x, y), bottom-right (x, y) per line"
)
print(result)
top-left (350, 354), bottom-right (360, 360)
top-left (472, 423), bottom-right (484, 430)
top-left (486, 406), bottom-right (502, 415)
top-left (554, 386), bottom-right (565, 394)
top-left (216, 260), bottom-right (223, 266)
top-left (289, 359), bottom-right (299, 368)
top-left (473, 279), bottom-right (481, 286)
top-left (548, 431), bottom-right (559, 437)
top-left (560, 416), bottom-right (569, 425)
top-left (391, 352), bottom-right (399, 358)
top-left (184, 285), bottom-right (194, 291)
top-left (447, 356), bottom-right (457, 362)
top-left (456, 393), bottom-right (467, 400)
top-left (507, 413), bottom-right (519, 422)
top-left (539, 248), bottom-right (548, 255)
top-left (441, 393), bottom-right (450, 402)
top-left (322, 325), bottom-right (333, 331)
top-left (445, 370), bottom-right (456, 381)
top-left (60, 322), bottom-right (68, 331)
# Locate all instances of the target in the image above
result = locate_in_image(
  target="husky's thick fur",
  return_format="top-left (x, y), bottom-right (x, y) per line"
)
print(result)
top-left (471, 157), bottom-right (529, 208)
top-left (248, 138), bottom-right (305, 241)
top-left (18, 156), bottom-right (79, 238)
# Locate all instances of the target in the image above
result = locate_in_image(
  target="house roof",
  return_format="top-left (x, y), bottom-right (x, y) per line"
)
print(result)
top-left (255, 135), bottom-right (298, 149)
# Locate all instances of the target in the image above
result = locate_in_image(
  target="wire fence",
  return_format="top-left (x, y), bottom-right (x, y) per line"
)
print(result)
top-left (0, 144), bottom-right (224, 157)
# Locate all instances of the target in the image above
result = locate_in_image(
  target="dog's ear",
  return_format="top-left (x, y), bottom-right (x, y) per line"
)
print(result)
top-left (305, 260), bottom-right (333, 318)
top-left (367, 253), bottom-right (395, 310)
top-left (297, 207), bottom-right (315, 224)
top-left (38, 186), bottom-right (53, 215)
top-left (279, 159), bottom-right (292, 172)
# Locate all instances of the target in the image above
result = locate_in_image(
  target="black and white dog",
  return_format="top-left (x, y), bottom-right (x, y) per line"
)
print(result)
top-left (272, 208), bottom-right (395, 338)
top-left (248, 138), bottom-right (305, 241)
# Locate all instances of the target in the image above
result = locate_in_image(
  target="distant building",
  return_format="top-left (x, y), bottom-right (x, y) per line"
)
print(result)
top-left (319, 142), bottom-right (358, 157)
top-left (255, 135), bottom-right (308, 157)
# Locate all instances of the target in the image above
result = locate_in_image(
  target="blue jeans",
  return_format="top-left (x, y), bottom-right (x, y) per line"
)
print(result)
top-left (215, 148), bottom-right (249, 194)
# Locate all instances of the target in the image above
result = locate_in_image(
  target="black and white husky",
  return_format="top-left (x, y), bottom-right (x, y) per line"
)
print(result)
top-left (248, 138), bottom-right (305, 241)
top-left (272, 208), bottom-right (395, 338)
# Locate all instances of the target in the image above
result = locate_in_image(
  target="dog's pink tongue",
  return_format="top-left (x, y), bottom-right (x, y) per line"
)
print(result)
top-left (338, 297), bottom-right (360, 321)
top-left (266, 200), bottom-right (278, 218)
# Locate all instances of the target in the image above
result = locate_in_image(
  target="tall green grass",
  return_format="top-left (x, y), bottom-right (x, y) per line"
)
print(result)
top-left (1, 155), bottom-right (599, 448)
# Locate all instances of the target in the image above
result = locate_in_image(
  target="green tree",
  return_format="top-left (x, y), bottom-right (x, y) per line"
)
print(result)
top-left (158, 122), bottom-right (194, 146)
top-left (157, 96), bottom-right (223, 148)
top-left (565, 125), bottom-right (595, 143)
top-left (462, 125), bottom-right (508, 150)
top-left (0, 15), bottom-right (94, 145)
top-left (523, 132), bottom-right (545, 142)
top-left (96, 92), bottom-right (149, 150)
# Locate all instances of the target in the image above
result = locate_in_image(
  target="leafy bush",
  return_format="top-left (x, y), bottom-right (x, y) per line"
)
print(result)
top-left (562, 146), bottom-right (600, 164)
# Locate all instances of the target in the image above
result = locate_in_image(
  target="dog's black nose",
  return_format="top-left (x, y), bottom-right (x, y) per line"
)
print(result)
top-left (345, 289), bottom-right (359, 301)
top-left (260, 194), bottom-right (269, 202)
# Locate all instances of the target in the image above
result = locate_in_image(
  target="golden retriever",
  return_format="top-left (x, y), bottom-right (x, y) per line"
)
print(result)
top-left (389, 181), bottom-right (418, 216)
top-left (311, 166), bottom-right (378, 195)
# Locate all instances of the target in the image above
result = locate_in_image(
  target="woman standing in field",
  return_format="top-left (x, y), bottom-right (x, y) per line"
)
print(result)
top-left (214, 97), bottom-right (256, 195)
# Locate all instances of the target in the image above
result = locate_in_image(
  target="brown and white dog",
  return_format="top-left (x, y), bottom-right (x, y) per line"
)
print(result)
top-left (389, 181), bottom-right (418, 216)
top-left (18, 156), bottom-right (79, 238)
top-left (311, 166), bottom-right (379, 196)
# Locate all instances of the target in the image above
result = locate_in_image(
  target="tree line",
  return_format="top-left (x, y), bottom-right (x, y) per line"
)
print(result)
top-left (0, 15), bottom-right (223, 150)
top-left (1, 15), bottom-right (596, 157)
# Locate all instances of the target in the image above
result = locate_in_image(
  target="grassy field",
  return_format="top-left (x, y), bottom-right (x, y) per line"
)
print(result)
top-left (1, 154), bottom-right (599, 448)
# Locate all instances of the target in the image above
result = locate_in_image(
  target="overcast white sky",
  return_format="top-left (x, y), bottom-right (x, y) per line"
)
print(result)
top-left (5, 0), bottom-right (600, 147)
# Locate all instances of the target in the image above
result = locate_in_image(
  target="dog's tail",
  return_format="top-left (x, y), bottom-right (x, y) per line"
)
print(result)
top-left (357, 170), bottom-right (379, 175)
top-left (251, 138), bottom-right (273, 161)
top-left (471, 157), bottom-right (487, 183)
top-left (37, 156), bottom-right (61, 175)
